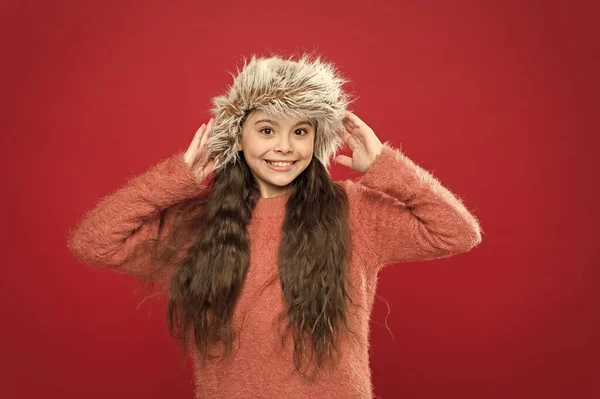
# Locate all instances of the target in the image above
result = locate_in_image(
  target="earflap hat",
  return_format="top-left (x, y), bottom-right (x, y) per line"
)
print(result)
top-left (206, 52), bottom-right (354, 173)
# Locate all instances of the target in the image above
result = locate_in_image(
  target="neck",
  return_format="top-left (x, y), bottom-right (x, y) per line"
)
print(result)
top-left (253, 191), bottom-right (291, 217)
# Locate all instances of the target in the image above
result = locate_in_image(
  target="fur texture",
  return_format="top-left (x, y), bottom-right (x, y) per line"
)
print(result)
top-left (206, 52), bottom-right (355, 172)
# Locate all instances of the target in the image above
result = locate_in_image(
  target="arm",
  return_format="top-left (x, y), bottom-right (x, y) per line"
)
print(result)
top-left (66, 152), bottom-right (206, 278)
top-left (346, 142), bottom-right (483, 269)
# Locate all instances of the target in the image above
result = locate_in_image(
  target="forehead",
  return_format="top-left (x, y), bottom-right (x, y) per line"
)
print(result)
top-left (248, 109), bottom-right (314, 126)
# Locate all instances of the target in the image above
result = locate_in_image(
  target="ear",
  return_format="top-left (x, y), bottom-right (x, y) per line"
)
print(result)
top-left (236, 140), bottom-right (242, 151)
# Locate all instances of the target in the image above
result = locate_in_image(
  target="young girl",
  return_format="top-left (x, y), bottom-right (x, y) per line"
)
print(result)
top-left (67, 53), bottom-right (482, 398)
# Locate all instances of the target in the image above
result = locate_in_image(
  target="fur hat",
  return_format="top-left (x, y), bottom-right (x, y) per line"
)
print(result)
top-left (206, 53), bottom-right (354, 173)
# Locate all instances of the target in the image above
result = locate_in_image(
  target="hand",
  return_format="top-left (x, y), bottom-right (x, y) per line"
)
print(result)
top-left (334, 111), bottom-right (383, 174)
top-left (183, 117), bottom-right (216, 182)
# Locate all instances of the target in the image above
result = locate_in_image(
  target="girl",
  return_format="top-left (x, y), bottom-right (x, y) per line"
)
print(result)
top-left (67, 53), bottom-right (482, 398)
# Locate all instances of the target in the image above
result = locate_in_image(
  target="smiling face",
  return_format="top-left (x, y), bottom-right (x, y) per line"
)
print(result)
top-left (237, 109), bottom-right (316, 198)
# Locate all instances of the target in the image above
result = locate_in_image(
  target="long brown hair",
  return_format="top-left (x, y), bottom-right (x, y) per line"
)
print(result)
top-left (129, 126), bottom-right (359, 378)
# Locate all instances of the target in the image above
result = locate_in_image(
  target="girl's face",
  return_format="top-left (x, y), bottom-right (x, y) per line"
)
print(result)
top-left (238, 109), bottom-right (316, 198)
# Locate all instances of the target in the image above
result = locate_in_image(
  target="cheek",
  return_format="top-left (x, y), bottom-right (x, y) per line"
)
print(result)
top-left (241, 142), bottom-right (261, 159)
top-left (299, 140), bottom-right (315, 158)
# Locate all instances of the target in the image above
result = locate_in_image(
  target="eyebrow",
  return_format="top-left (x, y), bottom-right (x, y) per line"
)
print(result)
top-left (254, 119), bottom-right (314, 128)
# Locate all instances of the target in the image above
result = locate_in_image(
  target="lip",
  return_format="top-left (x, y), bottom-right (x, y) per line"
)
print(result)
top-left (263, 159), bottom-right (297, 172)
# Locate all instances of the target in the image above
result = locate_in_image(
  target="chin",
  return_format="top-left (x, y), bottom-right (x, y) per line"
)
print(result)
top-left (266, 177), bottom-right (295, 187)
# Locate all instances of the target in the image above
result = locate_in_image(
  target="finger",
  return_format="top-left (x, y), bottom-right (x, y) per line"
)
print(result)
top-left (199, 119), bottom-right (213, 150)
top-left (342, 116), bottom-right (358, 131)
top-left (203, 160), bottom-right (215, 177)
top-left (342, 129), bottom-right (362, 152)
top-left (344, 111), bottom-right (364, 128)
top-left (199, 127), bottom-right (209, 151)
top-left (334, 154), bottom-right (353, 169)
top-left (341, 130), bottom-right (352, 143)
top-left (189, 124), bottom-right (206, 150)
top-left (206, 117), bottom-right (215, 131)
top-left (345, 110), bottom-right (362, 122)
top-left (197, 118), bottom-right (212, 145)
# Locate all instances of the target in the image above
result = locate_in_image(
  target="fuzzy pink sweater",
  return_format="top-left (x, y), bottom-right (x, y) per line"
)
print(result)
top-left (67, 143), bottom-right (482, 398)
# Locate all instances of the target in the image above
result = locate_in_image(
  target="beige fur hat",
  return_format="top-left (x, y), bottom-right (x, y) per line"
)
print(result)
top-left (206, 53), bottom-right (354, 173)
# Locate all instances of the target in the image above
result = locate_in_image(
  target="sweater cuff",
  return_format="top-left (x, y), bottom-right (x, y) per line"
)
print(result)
top-left (359, 142), bottom-right (412, 191)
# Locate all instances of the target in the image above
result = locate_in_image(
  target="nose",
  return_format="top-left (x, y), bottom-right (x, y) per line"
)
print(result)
top-left (274, 134), bottom-right (293, 154)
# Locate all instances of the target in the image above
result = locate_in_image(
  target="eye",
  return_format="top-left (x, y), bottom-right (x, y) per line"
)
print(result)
top-left (259, 127), bottom-right (309, 136)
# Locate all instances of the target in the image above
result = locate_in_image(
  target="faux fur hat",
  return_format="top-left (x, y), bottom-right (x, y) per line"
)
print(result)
top-left (206, 53), bottom-right (355, 173)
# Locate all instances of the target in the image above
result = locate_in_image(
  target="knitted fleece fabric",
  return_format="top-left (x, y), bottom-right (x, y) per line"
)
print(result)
top-left (67, 143), bottom-right (482, 398)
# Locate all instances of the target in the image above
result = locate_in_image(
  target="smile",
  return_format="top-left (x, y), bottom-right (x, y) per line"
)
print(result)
top-left (264, 160), bottom-right (297, 171)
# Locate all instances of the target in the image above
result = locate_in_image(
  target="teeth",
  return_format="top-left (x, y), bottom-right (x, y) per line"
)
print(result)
top-left (267, 161), bottom-right (294, 167)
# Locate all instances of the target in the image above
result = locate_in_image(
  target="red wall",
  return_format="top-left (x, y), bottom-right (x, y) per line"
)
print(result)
top-left (2, 1), bottom-right (598, 398)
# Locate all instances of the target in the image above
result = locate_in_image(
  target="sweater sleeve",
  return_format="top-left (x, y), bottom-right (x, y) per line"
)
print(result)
top-left (344, 142), bottom-right (483, 270)
top-left (66, 152), bottom-right (206, 280)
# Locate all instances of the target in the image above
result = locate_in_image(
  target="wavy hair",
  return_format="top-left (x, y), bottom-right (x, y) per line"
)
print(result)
top-left (129, 117), bottom-right (359, 377)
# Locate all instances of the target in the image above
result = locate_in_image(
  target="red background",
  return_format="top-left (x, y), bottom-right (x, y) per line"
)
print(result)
top-left (2, 1), bottom-right (598, 398)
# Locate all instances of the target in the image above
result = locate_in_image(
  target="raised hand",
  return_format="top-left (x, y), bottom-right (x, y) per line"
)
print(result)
top-left (183, 117), bottom-right (216, 182)
top-left (334, 111), bottom-right (383, 174)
